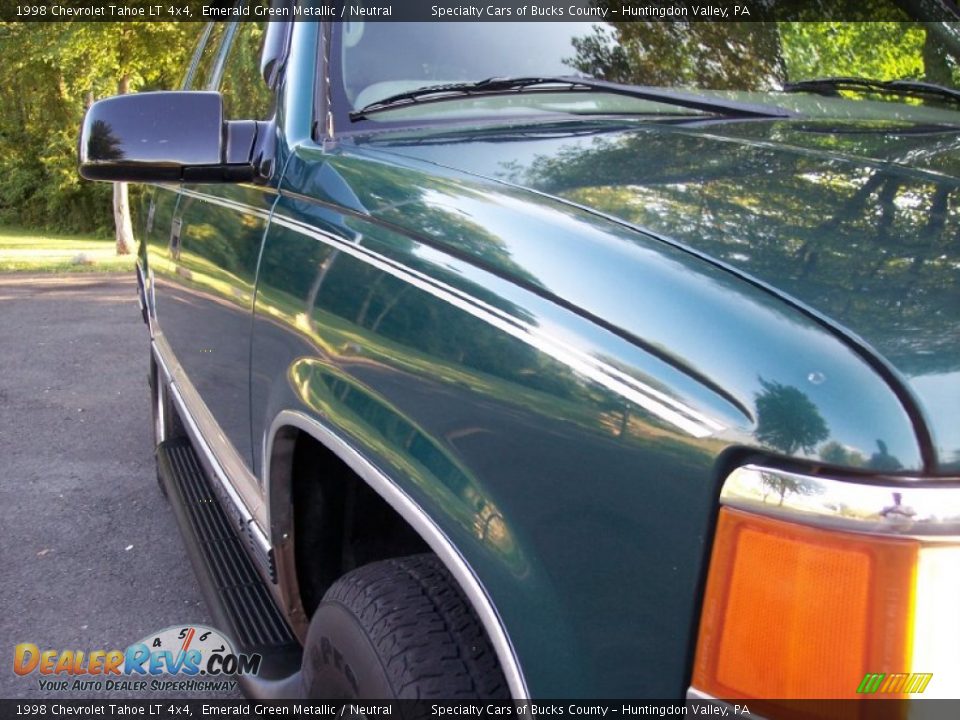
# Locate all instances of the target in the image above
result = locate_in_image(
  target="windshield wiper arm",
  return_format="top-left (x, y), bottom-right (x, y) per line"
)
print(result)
top-left (783, 76), bottom-right (960, 107)
top-left (349, 75), bottom-right (793, 121)
top-left (350, 77), bottom-right (568, 119)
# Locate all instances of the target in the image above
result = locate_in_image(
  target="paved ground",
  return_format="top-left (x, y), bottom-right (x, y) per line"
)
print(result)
top-left (0, 274), bottom-right (239, 699)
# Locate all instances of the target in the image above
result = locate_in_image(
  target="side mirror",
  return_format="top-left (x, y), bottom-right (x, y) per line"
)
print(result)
top-left (78, 91), bottom-right (258, 183)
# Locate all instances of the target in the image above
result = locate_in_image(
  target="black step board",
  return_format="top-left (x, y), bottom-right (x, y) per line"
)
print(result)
top-left (157, 438), bottom-right (301, 682)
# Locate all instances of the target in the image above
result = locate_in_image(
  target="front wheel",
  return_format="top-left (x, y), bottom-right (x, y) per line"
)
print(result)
top-left (301, 554), bottom-right (509, 699)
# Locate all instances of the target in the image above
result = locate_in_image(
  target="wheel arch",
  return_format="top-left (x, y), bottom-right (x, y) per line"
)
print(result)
top-left (263, 409), bottom-right (530, 700)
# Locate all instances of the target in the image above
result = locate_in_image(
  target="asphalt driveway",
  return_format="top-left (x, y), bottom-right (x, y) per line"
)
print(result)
top-left (0, 274), bottom-right (238, 699)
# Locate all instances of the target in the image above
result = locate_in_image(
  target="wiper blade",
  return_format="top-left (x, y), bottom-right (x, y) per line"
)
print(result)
top-left (783, 76), bottom-right (960, 107)
top-left (349, 75), bottom-right (793, 121)
top-left (350, 77), bottom-right (568, 119)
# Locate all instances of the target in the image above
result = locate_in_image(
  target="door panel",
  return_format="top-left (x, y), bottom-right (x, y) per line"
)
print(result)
top-left (141, 184), bottom-right (181, 327)
top-left (147, 17), bottom-right (278, 472)
top-left (160, 184), bottom-right (275, 469)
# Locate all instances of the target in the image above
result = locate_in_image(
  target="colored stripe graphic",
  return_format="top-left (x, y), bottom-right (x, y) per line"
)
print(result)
top-left (857, 672), bottom-right (932, 694)
top-left (905, 674), bottom-right (933, 693)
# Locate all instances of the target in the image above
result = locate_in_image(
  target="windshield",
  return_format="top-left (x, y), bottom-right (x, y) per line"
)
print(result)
top-left (335, 17), bottom-right (960, 121)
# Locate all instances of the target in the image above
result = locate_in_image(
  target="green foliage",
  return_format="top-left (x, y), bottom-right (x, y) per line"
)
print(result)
top-left (0, 22), bottom-right (198, 233)
top-left (820, 441), bottom-right (866, 468)
top-left (566, 20), bottom-right (955, 94)
top-left (781, 22), bottom-right (927, 85)
top-left (568, 20), bottom-right (786, 91)
top-left (220, 23), bottom-right (274, 120)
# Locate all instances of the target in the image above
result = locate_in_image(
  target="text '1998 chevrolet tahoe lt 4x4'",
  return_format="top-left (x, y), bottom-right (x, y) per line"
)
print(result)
top-left (79, 1), bottom-right (960, 710)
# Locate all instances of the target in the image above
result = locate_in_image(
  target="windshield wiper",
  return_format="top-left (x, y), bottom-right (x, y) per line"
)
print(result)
top-left (349, 75), bottom-right (793, 121)
top-left (783, 76), bottom-right (960, 107)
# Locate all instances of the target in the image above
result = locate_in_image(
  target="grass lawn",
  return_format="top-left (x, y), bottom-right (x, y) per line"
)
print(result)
top-left (0, 225), bottom-right (136, 273)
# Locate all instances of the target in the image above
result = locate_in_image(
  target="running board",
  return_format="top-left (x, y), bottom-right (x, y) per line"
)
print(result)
top-left (157, 438), bottom-right (303, 698)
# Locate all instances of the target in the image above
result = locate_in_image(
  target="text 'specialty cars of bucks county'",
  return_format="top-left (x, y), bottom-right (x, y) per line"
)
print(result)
top-left (78, 3), bottom-right (960, 708)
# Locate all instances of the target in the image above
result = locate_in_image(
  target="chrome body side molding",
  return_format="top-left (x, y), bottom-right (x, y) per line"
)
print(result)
top-left (264, 410), bottom-right (531, 701)
top-left (152, 339), bottom-right (530, 698)
top-left (267, 209), bottom-right (725, 440)
top-left (171, 185), bottom-right (726, 439)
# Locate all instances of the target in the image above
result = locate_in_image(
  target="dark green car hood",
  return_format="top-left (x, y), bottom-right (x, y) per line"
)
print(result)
top-left (352, 117), bottom-right (960, 472)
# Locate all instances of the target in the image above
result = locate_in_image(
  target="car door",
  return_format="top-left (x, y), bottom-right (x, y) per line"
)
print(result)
top-left (149, 19), bottom-right (278, 475)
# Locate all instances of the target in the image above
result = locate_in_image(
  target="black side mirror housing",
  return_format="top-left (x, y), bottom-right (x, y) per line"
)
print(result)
top-left (78, 91), bottom-right (258, 183)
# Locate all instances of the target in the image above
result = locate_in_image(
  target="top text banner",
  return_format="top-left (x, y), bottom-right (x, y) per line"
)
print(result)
top-left (4, 0), bottom-right (960, 22)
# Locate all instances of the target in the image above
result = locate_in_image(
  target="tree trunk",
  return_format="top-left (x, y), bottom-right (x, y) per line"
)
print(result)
top-left (304, 250), bottom-right (340, 332)
top-left (113, 182), bottom-right (136, 255)
top-left (113, 74), bottom-right (135, 255)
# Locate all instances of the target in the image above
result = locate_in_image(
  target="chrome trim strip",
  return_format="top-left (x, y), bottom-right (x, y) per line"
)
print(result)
top-left (152, 337), bottom-right (275, 577)
top-left (266, 210), bottom-right (724, 439)
top-left (146, 268), bottom-right (156, 337)
top-left (174, 189), bottom-right (725, 438)
top-left (722, 465), bottom-right (960, 538)
top-left (686, 688), bottom-right (714, 702)
top-left (135, 260), bottom-right (145, 314)
top-left (178, 187), bottom-right (276, 220)
top-left (686, 688), bottom-right (768, 719)
top-left (265, 410), bottom-right (530, 701)
top-left (173, 187), bottom-right (724, 438)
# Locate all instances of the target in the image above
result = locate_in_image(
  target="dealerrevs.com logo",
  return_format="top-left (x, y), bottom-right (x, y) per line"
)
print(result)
top-left (13, 625), bottom-right (260, 693)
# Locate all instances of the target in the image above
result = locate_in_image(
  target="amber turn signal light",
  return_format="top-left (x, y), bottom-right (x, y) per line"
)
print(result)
top-left (691, 465), bottom-right (960, 714)
top-left (693, 507), bottom-right (918, 700)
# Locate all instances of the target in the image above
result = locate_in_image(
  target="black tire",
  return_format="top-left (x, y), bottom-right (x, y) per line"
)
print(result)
top-left (150, 355), bottom-right (185, 497)
top-left (301, 554), bottom-right (509, 700)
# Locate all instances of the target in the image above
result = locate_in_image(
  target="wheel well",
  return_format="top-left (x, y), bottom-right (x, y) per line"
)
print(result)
top-left (286, 430), bottom-right (430, 617)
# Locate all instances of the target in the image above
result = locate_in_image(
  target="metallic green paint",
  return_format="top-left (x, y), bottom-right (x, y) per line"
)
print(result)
top-left (353, 117), bottom-right (960, 474)
top-left (272, 141), bottom-right (926, 473)
top-left (246, 129), bottom-right (933, 696)
top-left (252, 185), bottom-right (719, 696)
top-left (135, 18), bottom-right (960, 700)
top-left (142, 176), bottom-right (276, 472)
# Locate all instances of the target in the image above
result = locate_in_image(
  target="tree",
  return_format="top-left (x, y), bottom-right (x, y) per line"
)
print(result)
top-left (754, 377), bottom-right (829, 509)
top-left (0, 22), bottom-right (194, 249)
top-left (755, 378), bottom-right (830, 456)
top-left (512, 27), bottom-right (960, 380)
top-left (760, 471), bottom-right (825, 506)
top-left (779, 22), bottom-right (926, 84)
top-left (820, 441), bottom-right (866, 467)
top-left (55, 23), bottom-right (195, 253)
top-left (568, 19), bottom-right (786, 91)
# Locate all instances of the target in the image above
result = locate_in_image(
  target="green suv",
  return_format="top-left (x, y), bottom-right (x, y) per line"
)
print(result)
top-left (79, 4), bottom-right (960, 707)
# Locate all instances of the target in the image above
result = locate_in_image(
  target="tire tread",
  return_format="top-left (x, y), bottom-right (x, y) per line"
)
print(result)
top-left (323, 554), bottom-right (509, 700)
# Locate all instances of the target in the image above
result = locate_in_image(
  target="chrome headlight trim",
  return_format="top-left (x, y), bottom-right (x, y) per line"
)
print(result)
top-left (721, 464), bottom-right (960, 539)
